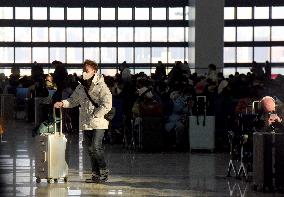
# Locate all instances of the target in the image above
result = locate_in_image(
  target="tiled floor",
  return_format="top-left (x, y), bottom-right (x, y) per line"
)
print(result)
top-left (0, 120), bottom-right (282, 196)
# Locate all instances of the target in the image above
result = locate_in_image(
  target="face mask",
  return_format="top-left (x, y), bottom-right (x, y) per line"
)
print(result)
top-left (82, 72), bottom-right (94, 80)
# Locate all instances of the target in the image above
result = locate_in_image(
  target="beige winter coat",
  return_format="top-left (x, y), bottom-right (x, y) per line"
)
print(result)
top-left (62, 74), bottom-right (112, 131)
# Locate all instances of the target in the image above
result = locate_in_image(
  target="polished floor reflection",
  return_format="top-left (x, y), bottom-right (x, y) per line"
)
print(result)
top-left (0, 120), bottom-right (282, 196)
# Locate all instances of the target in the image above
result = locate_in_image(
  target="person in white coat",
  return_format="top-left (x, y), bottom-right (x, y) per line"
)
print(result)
top-left (54, 59), bottom-right (112, 183)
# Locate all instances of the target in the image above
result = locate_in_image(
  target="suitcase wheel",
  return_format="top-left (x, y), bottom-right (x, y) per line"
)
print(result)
top-left (54, 178), bottom-right (58, 183)
top-left (64, 177), bottom-right (68, 182)
top-left (36, 178), bottom-right (41, 183)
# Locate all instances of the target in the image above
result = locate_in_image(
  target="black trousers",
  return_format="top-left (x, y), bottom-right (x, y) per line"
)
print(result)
top-left (83, 129), bottom-right (107, 174)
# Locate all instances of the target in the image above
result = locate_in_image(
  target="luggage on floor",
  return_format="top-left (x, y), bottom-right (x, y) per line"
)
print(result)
top-left (134, 117), bottom-right (164, 152)
top-left (189, 116), bottom-right (215, 152)
top-left (0, 94), bottom-right (15, 120)
top-left (34, 97), bottom-right (52, 126)
top-left (253, 132), bottom-right (284, 192)
top-left (35, 108), bottom-right (68, 183)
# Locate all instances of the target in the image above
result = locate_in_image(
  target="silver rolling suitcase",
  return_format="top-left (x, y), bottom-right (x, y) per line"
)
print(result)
top-left (35, 108), bottom-right (68, 183)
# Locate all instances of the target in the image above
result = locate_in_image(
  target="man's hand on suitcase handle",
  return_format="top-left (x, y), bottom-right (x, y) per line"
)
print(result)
top-left (54, 101), bottom-right (64, 108)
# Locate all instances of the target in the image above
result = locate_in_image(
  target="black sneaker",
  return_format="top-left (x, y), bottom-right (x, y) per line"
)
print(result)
top-left (99, 169), bottom-right (109, 182)
top-left (85, 174), bottom-right (100, 183)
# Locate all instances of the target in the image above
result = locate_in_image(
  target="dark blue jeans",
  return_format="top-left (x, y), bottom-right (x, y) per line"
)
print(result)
top-left (83, 129), bottom-right (107, 174)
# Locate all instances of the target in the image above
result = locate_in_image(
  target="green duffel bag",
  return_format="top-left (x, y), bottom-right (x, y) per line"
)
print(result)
top-left (32, 118), bottom-right (61, 137)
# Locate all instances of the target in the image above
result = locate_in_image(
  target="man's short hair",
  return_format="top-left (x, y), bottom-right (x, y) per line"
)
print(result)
top-left (83, 59), bottom-right (99, 71)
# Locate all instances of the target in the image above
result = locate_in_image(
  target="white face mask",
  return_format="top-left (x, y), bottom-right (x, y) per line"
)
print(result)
top-left (82, 72), bottom-right (94, 80)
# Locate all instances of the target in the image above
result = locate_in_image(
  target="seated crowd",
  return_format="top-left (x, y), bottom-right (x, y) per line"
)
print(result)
top-left (0, 60), bottom-right (282, 152)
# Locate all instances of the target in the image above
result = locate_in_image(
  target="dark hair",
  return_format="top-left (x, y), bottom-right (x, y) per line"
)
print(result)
top-left (83, 59), bottom-right (99, 71)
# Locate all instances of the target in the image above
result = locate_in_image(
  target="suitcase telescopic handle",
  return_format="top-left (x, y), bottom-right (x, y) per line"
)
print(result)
top-left (53, 107), bottom-right (63, 135)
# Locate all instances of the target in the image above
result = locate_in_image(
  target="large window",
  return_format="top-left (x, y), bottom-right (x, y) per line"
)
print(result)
top-left (224, 2), bottom-right (284, 76)
top-left (0, 3), bottom-right (188, 75)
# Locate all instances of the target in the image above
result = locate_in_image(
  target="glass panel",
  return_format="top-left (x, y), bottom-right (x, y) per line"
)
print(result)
top-left (118, 47), bottom-right (133, 63)
top-left (20, 69), bottom-right (31, 76)
top-left (101, 47), bottom-right (117, 63)
top-left (0, 47), bottom-right (14, 63)
top-left (135, 48), bottom-right (150, 63)
top-left (135, 27), bottom-right (150, 42)
top-left (67, 28), bottom-right (82, 42)
top-left (237, 7), bottom-right (252, 19)
top-left (50, 47), bottom-right (65, 63)
top-left (169, 7), bottom-right (183, 20)
top-left (272, 68), bottom-right (284, 75)
top-left (185, 27), bottom-right (189, 42)
top-left (32, 47), bottom-right (48, 63)
top-left (118, 27), bottom-right (133, 42)
top-left (185, 6), bottom-right (189, 20)
top-left (84, 48), bottom-right (100, 63)
top-left (66, 68), bottom-right (82, 75)
top-left (15, 27), bottom-right (31, 42)
top-left (152, 47), bottom-right (167, 63)
top-left (254, 47), bottom-right (270, 63)
top-left (272, 6), bottom-right (284, 19)
top-left (224, 47), bottom-right (236, 63)
top-left (84, 28), bottom-right (99, 42)
top-left (237, 68), bottom-right (251, 75)
top-left (67, 7), bottom-right (81, 20)
top-left (237, 27), bottom-right (253, 41)
top-left (50, 28), bottom-right (65, 42)
top-left (168, 47), bottom-right (184, 63)
top-left (134, 68), bottom-right (151, 75)
top-left (224, 27), bottom-right (236, 42)
top-left (32, 27), bottom-right (48, 42)
top-left (101, 28), bottom-right (116, 42)
top-left (135, 8), bottom-right (149, 20)
top-left (152, 27), bottom-right (167, 42)
top-left (188, 27), bottom-right (195, 42)
top-left (15, 47), bottom-right (31, 63)
top-left (118, 8), bottom-right (132, 20)
top-left (168, 27), bottom-right (184, 42)
top-left (272, 27), bottom-right (284, 41)
top-left (101, 8), bottom-right (115, 20)
top-left (152, 7), bottom-right (166, 20)
top-left (224, 7), bottom-right (234, 20)
top-left (185, 47), bottom-right (189, 63)
top-left (100, 69), bottom-right (117, 76)
top-left (271, 47), bottom-right (284, 63)
top-left (254, 27), bottom-right (270, 41)
top-left (50, 7), bottom-right (64, 20)
top-left (33, 7), bottom-right (47, 20)
top-left (0, 7), bottom-right (13, 19)
top-left (0, 27), bottom-right (14, 42)
top-left (84, 7), bottom-right (98, 20)
top-left (67, 48), bottom-right (82, 63)
top-left (15, 7), bottom-right (30, 19)
top-left (254, 7), bottom-right (269, 19)
top-left (223, 68), bottom-right (236, 77)
top-left (237, 47), bottom-right (253, 63)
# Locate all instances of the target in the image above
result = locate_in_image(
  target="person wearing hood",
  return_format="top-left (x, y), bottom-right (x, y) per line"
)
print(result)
top-left (54, 59), bottom-right (112, 183)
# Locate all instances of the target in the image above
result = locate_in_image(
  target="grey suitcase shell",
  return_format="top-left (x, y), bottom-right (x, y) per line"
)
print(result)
top-left (35, 108), bottom-right (68, 183)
